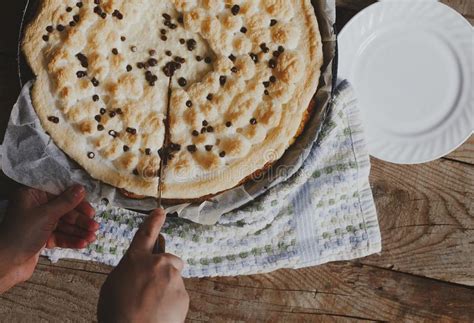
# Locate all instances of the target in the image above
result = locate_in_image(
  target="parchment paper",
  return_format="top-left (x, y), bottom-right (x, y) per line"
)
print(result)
top-left (3, 0), bottom-right (337, 225)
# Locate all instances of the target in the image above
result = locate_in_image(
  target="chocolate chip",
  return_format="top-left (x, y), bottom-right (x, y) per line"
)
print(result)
top-left (202, 120), bottom-right (208, 126)
top-left (47, 116), bottom-right (59, 123)
top-left (100, 108), bottom-right (106, 115)
top-left (169, 23), bottom-right (177, 29)
top-left (95, 115), bottom-right (102, 122)
top-left (270, 19), bottom-right (278, 26)
top-left (66, 7), bottom-right (73, 12)
top-left (121, 36), bottom-right (126, 41)
top-left (204, 57), bottom-right (212, 64)
top-left (42, 35), bottom-right (49, 42)
top-left (145, 148), bottom-right (151, 155)
top-left (76, 71), bottom-right (87, 78)
top-left (170, 143), bottom-right (181, 151)
top-left (186, 100), bottom-right (193, 108)
top-left (73, 14), bottom-right (80, 22)
top-left (268, 59), bottom-right (277, 69)
top-left (174, 56), bottom-right (185, 64)
top-left (162, 13), bottom-right (171, 20)
top-left (187, 145), bottom-right (197, 153)
top-left (57, 24), bottom-right (65, 31)
top-left (131, 46), bottom-right (137, 52)
top-left (116, 108), bottom-right (123, 114)
top-left (133, 169), bottom-right (139, 176)
top-left (273, 51), bottom-right (281, 58)
top-left (126, 127), bottom-right (137, 135)
top-left (76, 53), bottom-right (89, 67)
top-left (93, 94), bottom-right (100, 102)
top-left (161, 35), bottom-right (167, 41)
top-left (205, 145), bottom-right (213, 152)
top-left (225, 121), bottom-right (232, 127)
top-left (263, 81), bottom-right (270, 88)
top-left (231, 5), bottom-right (240, 15)
top-left (94, 0), bottom-right (100, 4)
top-left (109, 130), bottom-right (117, 138)
top-left (69, 21), bottom-right (76, 27)
top-left (250, 118), bottom-right (257, 125)
top-left (148, 58), bottom-right (158, 66)
top-left (76, 2), bottom-right (83, 8)
top-left (260, 43), bottom-right (270, 53)
top-left (109, 111), bottom-right (116, 118)
top-left (91, 78), bottom-right (100, 87)
top-left (123, 145), bottom-right (129, 152)
top-left (186, 39), bottom-right (197, 51)
top-left (219, 151), bottom-right (226, 158)
top-left (278, 46), bottom-right (285, 53)
top-left (229, 54), bottom-right (236, 62)
top-left (206, 94), bottom-right (213, 101)
top-left (112, 48), bottom-right (119, 55)
top-left (192, 130), bottom-right (199, 137)
top-left (46, 26), bottom-right (54, 33)
top-left (264, 90), bottom-right (269, 96)
top-left (207, 126), bottom-right (214, 133)
top-left (250, 53), bottom-right (259, 63)
top-left (240, 27), bottom-right (247, 33)
top-left (87, 152), bottom-right (95, 159)
top-left (178, 15), bottom-right (184, 24)
top-left (97, 124), bottom-right (104, 131)
top-left (149, 49), bottom-right (156, 56)
top-left (165, 50), bottom-right (172, 56)
top-left (179, 38), bottom-right (185, 44)
top-left (196, 56), bottom-right (203, 62)
top-left (231, 67), bottom-right (238, 73)
top-left (270, 75), bottom-right (277, 83)
top-left (101, 12), bottom-right (107, 19)
top-left (201, 127), bottom-right (207, 134)
top-left (137, 62), bottom-right (144, 69)
top-left (178, 77), bottom-right (187, 87)
top-left (113, 10), bottom-right (123, 19)
top-left (126, 64), bottom-right (132, 72)
top-left (219, 75), bottom-right (227, 86)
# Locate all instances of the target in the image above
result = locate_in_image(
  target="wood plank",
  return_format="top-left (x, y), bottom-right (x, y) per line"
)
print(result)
top-left (2, 261), bottom-right (473, 322)
top-left (365, 158), bottom-right (474, 285)
top-left (445, 136), bottom-right (474, 165)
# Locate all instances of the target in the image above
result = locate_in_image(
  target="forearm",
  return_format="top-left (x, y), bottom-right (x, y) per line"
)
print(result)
top-left (0, 237), bottom-right (32, 294)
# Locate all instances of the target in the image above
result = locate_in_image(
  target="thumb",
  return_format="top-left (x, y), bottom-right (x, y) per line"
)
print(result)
top-left (38, 185), bottom-right (86, 221)
top-left (129, 209), bottom-right (166, 253)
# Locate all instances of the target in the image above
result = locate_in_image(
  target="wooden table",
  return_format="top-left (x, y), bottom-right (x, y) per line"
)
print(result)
top-left (1, 1), bottom-right (473, 321)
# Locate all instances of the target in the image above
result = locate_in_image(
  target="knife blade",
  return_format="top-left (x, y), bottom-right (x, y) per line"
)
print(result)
top-left (154, 76), bottom-right (172, 254)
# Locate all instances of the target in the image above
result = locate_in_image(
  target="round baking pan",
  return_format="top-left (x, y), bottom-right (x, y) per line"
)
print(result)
top-left (17, 0), bottom-right (338, 216)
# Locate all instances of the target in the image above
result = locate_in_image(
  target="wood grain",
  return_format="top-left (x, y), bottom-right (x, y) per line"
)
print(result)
top-left (445, 136), bottom-right (474, 165)
top-left (2, 260), bottom-right (473, 322)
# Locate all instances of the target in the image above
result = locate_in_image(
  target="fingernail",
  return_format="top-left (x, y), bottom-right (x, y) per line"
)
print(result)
top-left (68, 185), bottom-right (84, 199)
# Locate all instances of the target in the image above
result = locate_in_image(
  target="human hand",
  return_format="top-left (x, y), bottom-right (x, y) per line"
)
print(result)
top-left (0, 185), bottom-right (98, 293)
top-left (98, 209), bottom-right (189, 323)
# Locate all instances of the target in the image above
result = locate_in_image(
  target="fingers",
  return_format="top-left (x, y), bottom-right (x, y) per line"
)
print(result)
top-left (62, 210), bottom-right (99, 232)
top-left (57, 221), bottom-right (97, 242)
top-left (46, 232), bottom-right (89, 249)
top-left (75, 201), bottom-right (96, 218)
top-left (39, 185), bottom-right (86, 219)
top-left (159, 253), bottom-right (184, 272)
top-left (129, 209), bottom-right (166, 253)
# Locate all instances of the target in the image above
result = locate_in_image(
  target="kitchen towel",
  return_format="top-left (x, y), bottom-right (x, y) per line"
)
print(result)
top-left (38, 80), bottom-right (381, 277)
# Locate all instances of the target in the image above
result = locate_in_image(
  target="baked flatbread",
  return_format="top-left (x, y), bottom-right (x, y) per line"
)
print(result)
top-left (23, 0), bottom-right (323, 200)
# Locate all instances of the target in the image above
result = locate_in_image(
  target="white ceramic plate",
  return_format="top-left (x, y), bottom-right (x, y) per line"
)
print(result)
top-left (339, 0), bottom-right (473, 164)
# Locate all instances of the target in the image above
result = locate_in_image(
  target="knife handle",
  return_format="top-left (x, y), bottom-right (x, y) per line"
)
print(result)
top-left (153, 234), bottom-right (166, 254)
